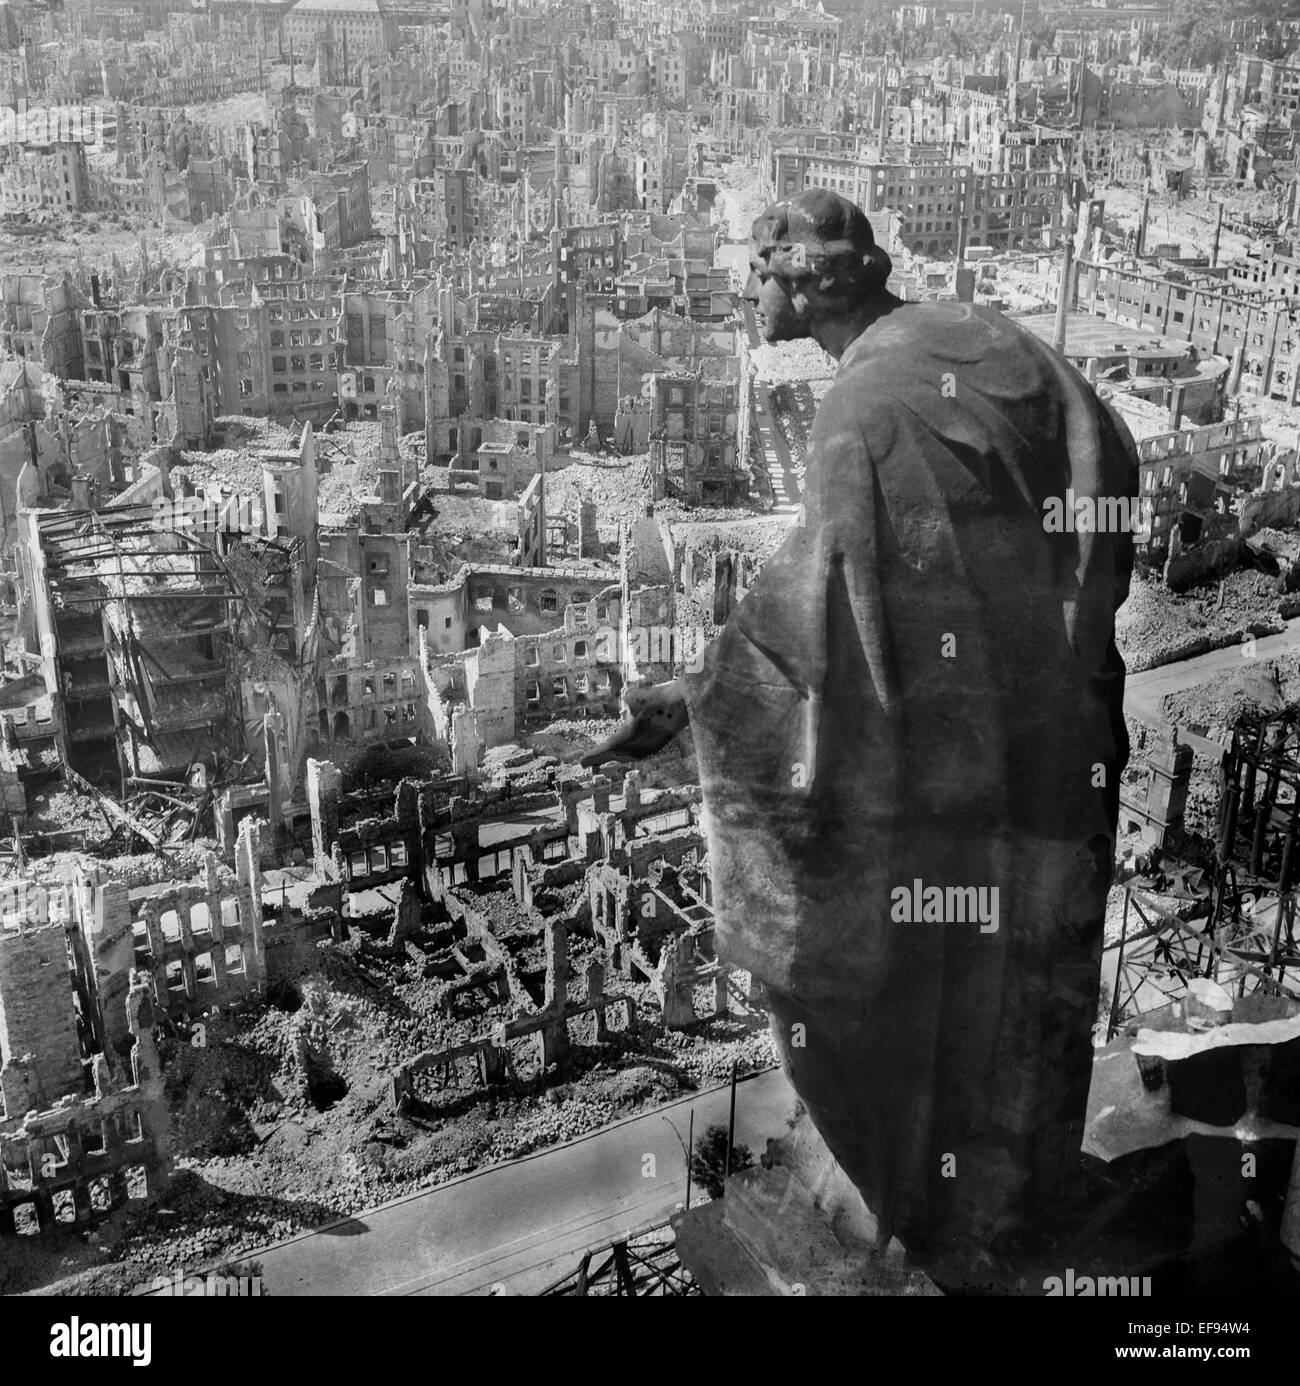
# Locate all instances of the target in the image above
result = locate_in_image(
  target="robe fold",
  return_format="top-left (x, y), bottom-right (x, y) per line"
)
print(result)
top-left (684, 302), bottom-right (1137, 1264)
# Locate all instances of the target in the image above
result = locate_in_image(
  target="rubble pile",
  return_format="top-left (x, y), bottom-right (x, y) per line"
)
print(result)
top-left (673, 517), bottom-right (791, 564)
top-left (748, 339), bottom-right (835, 385)
top-left (543, 459), bottom-right (761, 544)
top-left (173, 418), bottom-right (305, 495)
top-left (11, 928), bottom-right (773, 1286)
top-left (1116, 569), bottom-right (1291, 672)
top-left (1157, 649), bottom-right (1300, 734)
top-left (317, 459), bottom-right (381, 523)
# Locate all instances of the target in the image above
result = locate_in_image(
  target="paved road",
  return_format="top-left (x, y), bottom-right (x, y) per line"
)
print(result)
top-left (1124, 619), bottom-right (1300, 727)
top-left (737, 301), bottom-right (802, 518)
top-left (753, 383), bottom-right (802, 515)
top-left (716, 240), bottom-right (749, 290)
top-left (214, 1068), bottom-right (798, 1297)
top-left (716, 186), bottom-right (752, 244)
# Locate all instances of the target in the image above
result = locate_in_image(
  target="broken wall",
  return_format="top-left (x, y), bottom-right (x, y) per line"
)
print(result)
top-left (0, 919), bottom-right (85, 1118)
top-left (335, 778), bottom-right (422, 891)
top-left (132, 830), bottom-right (267, 1021)
top-left (1, 976), bottom-right (169, 1237)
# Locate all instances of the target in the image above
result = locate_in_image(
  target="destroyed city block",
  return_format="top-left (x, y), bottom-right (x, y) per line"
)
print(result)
top-left (0, 0), bottom-right (1297, 1306)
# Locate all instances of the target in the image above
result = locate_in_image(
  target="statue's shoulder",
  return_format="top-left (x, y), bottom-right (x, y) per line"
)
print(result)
top-left (840, 302), bottom-right (962, 373)
top-left (839, 302), bottom-right (1061, 405)
top-left (824, 308), bottom-right (956, 418)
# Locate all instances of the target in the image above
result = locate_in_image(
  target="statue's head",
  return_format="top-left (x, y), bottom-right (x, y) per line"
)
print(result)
top-left (744, 189), bottom-right (892, 344)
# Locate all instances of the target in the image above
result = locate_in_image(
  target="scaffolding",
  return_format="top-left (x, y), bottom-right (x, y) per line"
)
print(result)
top-left (537, 1220), bottom-right (699, 1296)
top-left (25, 504), bottom-right (301, 793)
top-left (1106, 709), bottom-right (1300, 1037)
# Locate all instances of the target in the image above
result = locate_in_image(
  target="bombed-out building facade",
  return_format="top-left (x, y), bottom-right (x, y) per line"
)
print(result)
top-left (21, 0), bottom-right (1300, 1301)
top-left (0, 259), bottom-right (756, 1251)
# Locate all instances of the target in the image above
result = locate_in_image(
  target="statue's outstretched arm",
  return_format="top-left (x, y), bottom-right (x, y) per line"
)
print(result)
top-left (578, 678), bottom-right (691, 769)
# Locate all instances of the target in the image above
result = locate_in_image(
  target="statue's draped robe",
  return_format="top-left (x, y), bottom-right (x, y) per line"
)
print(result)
top-left (685, 303), bottom-right (1137, 1267)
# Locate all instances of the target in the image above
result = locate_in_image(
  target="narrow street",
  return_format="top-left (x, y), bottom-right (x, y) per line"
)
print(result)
top-left (204, 1069), bottom-right (798, 1297)
top-left (1123, 620), bottom-right (1300, 727)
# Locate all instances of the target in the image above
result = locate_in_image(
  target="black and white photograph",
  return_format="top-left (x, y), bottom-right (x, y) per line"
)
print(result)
top-left (0, 0), bottom-right (1295, 1353)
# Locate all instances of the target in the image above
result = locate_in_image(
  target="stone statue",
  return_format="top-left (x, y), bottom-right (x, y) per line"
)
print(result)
top-left (582, 190), bottom-right (1138, 1292)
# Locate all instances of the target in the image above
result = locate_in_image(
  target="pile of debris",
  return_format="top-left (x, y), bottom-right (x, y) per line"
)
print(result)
top-left (1116, 568), bottom-right (1291, 672)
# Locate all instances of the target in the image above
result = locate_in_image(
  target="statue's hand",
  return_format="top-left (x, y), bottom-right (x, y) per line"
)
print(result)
top-left (580, 680), bottom-right (689, 770)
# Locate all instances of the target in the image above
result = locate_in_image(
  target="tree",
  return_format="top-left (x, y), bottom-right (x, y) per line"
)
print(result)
top-left (1155, 0), bottom-right (1232, 69)
top-left (690, 1122), bottom-right (754, 1199)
